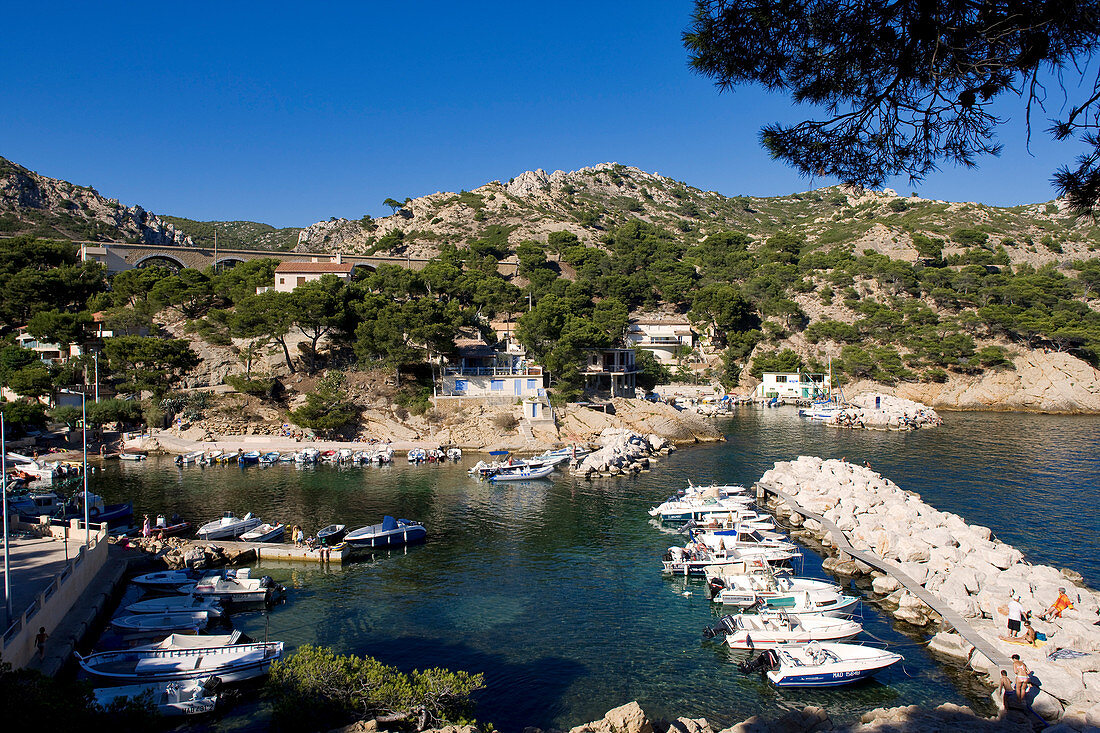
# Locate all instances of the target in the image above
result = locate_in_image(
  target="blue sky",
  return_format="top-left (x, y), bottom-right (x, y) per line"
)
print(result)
top-left (2, 2), bottom-right (1092, 228)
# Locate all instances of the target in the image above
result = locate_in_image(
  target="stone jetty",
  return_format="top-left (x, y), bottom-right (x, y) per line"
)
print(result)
top-left (759, 456), bottom-right (1100, 726)
top-left (569, 428), bottom-right (674, 477)
top-left (835, 392), bottom-right (942, 430)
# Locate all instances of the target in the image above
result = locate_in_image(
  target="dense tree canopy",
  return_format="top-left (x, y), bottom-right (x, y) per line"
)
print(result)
top-left (684, 1), bottom-right (1100, 214)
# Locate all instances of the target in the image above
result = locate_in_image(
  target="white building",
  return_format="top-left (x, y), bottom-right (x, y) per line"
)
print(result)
top-left (274, 259), bottom-right (354, 292)
top-left (755, 372), bottom-right (832, 400)
top-left (435, 340), bottom-right (546, 400)
top-left (625, 317), bottom-right (698, 364)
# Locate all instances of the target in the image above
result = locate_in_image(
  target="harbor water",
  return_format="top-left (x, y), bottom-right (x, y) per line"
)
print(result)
top-left (90, 409), bottom-right (1100, 731)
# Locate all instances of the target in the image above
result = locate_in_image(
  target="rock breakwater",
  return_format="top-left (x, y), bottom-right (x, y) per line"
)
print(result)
top-left (569, 429), bottom-right (673, 478)
top-left (836, 392), bottom-right (942, 430)
top-left (759, 456), bottom-right (1100, 726)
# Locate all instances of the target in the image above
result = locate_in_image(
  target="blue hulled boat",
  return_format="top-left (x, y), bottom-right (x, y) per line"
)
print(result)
top-left (345, 516), bottom-right (426, 549)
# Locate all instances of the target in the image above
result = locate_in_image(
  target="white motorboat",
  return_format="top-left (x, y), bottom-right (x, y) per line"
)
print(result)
top-left (75, 640), bottom-right (283, 684)
top-left (239, 522), bottom-right (285, 543)
top-left (137, 631), bottom-right (243, 650)
top-left (690, 510), bottom-right (776, 531)
top-left (175, 450), bottom-right (205, 466)
top-left (662, 544), bottom-right (800, 576)
top-left (695, 527), bottom-right (798, 554)
top-left (489, 463), bottom-right (556, 481)
top-left (200, 450), bottom-right (223, 465)
top-left (294, 448), bottom-right (319, 464)
top-left (125, 595), bottom-right (223, 616)
top-left (708, 611), bottom-right (863, 649)
top-left (132, 570), bottom-right (201, 590)
top-left (446, 447), bottom-right (462, 461)
top-left (345, 516), bottom-right (427, 549)
top-left (191, 568), bottom-right (284, 604)
top-left (7, 490), bottom-right (66, 517)
top-left (704, 569), bottom-right (851, 613)
top-left (5, 452), bottom-right (62, 483)
top-left (407, 448), bottom-right (427, 462)
top-left (196, 511), bottom-right (263, 540)
top-left (119, 453), bottom-right (147, 461)
top-left (93, 677), bottom-right (220, 716)
top-left (649, 495), bottom-right (754, 523)
top-left (111, 611), bottom-right (212, 634)
top-left (741, 641), bottom-right (903, 687)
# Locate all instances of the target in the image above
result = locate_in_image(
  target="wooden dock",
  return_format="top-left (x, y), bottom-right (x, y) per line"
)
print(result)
top-left (757, 482), bottom-right (1013, 674)
top-left (213, 539), bottom-right (352, 564)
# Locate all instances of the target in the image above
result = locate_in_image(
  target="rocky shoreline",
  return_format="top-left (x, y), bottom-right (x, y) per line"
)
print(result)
top-left (836, 392), bottom-right (942, 431)
top-left (758, 456), bottom-right (1100, 727)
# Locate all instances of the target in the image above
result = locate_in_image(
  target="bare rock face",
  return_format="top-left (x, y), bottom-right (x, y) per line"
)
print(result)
top-left (885, 351), bottom-right (1100, 413)
top-left (569, 701), bottom-right (652, 733)
top-left (0, 156), bottom-right (193, 245)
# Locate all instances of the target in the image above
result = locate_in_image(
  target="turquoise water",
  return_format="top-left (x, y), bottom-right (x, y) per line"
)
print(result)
top-left (89, 409), bottom-right (1100, 730)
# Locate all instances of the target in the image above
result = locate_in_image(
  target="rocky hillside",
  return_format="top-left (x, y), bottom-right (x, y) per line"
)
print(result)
top-left (0, 156), bottom-right (193, 245)
top-left (296, 162), bottom-right (1100, 266)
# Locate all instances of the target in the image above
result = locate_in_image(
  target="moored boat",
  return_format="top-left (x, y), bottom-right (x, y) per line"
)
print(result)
top-left (238, 451), bottom-right (261, 464)
top-left (110, 611), bottom-right (212, 635)
top-left (739, 641), bottom-right (902, 687)
top-left (118, 453), bottom-right (147, 461)
top-left (706, 611), bottom-right (863, 649)
top-left (345, 516), bottom-right (426, 549)
top-left (259, 451), bottom-right (281, 464)
top-left (196, 511), bottom-right (262, 540)
top-left (175, 450), bottom-right (206, 466)
top-left (125, 595), bottom-right (223, 616)
top-left (239, 522), bottom-right (285, 542)
top-left (316, 524), bottom-right (347, 545)
top-left (75, 640), bottom-right (283, 684)
top-left (489, 463), bottom-right (556, 481)
top-left (93, 677), bottom-right (220, 716)
top-left (191, 568), bottom-right (284, 604)
top-left (131, 569), bottom-right (201, 589)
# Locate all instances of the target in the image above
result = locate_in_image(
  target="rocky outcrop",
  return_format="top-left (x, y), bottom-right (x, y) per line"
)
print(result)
top-left (759, 456), bottom-right (1100, 724)
top-left (558, 399), bottom-right (722, 445)
top-left (834, 393), bottom-right (942, 430)
top-left (852, 351), bottom-right (1100, 414)
top-left (569, 429), bottom-right (673, 477)
top-left (0, 156), bottom-right (193, 245)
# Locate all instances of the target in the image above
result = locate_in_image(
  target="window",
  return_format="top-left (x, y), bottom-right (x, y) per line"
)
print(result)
top-left (527, 379), bottom-right (539, 390)
top-left (490, 379), bottom-right (504, 391)
top-left (278, 277), bottom-right (285, 285)
top-left (297, 276), bottom-right (306, 286)
top-left (775, 375), bottom-right (787, 383)
top-left (454, 379), bottom-right (468, 393)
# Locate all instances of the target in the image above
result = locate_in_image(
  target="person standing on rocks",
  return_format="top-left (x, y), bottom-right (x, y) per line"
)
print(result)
top-left (1012, 654), bottom-right (1031, 699)
top-left (1007, 593), bottom-right (1025, 637)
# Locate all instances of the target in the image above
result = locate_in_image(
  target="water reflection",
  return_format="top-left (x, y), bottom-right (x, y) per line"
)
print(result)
top-left (86, 408), bottom-right (1098, 731)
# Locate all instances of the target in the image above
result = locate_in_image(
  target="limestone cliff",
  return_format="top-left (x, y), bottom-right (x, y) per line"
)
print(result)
top-left (846, 350), bottom-right (1100, 414)
top-left (0, 156), bottom-right (192, 245)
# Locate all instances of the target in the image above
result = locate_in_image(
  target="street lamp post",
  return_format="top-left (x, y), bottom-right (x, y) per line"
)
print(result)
top-left (61, 389), bottom-right (90, 546)
top-left (2, 411), bottom-right (12, 625)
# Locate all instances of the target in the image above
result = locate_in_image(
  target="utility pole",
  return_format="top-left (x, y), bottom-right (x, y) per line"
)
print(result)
top-left (94, 352), bottom-right (99, 403)
top-left (213, 228), bottom-right (218, 272)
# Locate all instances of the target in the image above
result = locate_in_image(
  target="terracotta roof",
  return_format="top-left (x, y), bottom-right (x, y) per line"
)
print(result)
top-left (274, 261), bottom-right (353, 273)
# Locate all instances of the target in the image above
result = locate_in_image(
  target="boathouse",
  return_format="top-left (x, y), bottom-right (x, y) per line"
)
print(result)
top-left (756, 371), bottom-right (831, 400)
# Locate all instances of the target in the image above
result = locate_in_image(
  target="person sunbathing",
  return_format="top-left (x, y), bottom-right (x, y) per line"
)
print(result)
top-left (1039, 588), bottom-right (1074, 621)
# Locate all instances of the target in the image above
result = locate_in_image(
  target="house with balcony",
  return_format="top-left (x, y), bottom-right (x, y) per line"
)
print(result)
top-left (755, 371), bottom-right (832, 400)
top-left (582, 348), bottom-right (638, 397)
top-left (435, 337), bottom-right (546, 400)
top-left (625, 317), bottom-right (698, 364)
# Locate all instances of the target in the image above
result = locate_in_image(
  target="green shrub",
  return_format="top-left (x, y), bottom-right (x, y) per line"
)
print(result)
top-left (225, 374), bottom-right (278, 397)
top-left (267, 644), bottom-right (483, 733)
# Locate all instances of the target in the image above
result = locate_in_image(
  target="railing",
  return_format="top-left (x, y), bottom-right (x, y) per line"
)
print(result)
top-left (441, 366), bottom-right (543, 377)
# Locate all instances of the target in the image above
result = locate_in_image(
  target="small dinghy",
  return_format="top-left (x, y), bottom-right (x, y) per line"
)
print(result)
top-left (118, 453), bottom-right (147, 461)
top-left (192, 568), bottom-right (284, 604)
top-left (111, 611), bottom-right (211, 635)
top-left (200, 450), bottom-right (223, 465)
top-left (705, 611), bottom-right (863, 649)
top-left (489, 463), bottom-right (556, 481)
top-left (446, 447), bottom-right (462, 461)
top-left (238, 451), bottom-right (261, 464)
top-left (239, 523), bottom-right (285, 543)
top-left (316, 524), bottom-right (347, 545)
top-left (407, 448), bottom-right (426, 463)
top-left (740, 641), bottom-right (902, 687)
top-left (93, 676), bottom-right (221, 716)
top-left (126, 595), bottom-right (223, 616)
top-left (196, 511), bottom-right (262, 540)
top-left (259, 451), bottom-right (280, 464)
top-left (294, 448), bottom-right (319, 464)
top-left (345, 516), bottom-right (426, 549)
top-left (76, 640), bottom-right (283, 684)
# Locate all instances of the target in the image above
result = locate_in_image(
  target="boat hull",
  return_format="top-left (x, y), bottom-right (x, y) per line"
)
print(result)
top-left (346, 520), bottom-right (426, 549)
top-left (76, 642), bottom-right (283, 684)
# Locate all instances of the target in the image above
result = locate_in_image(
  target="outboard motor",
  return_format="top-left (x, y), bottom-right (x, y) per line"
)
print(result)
top-left (702, 614), bottom-right (735, 640)
top-left (737, 649), bottom-right (778, 675)
top-left (707, 577), bottom-right (727, 599)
